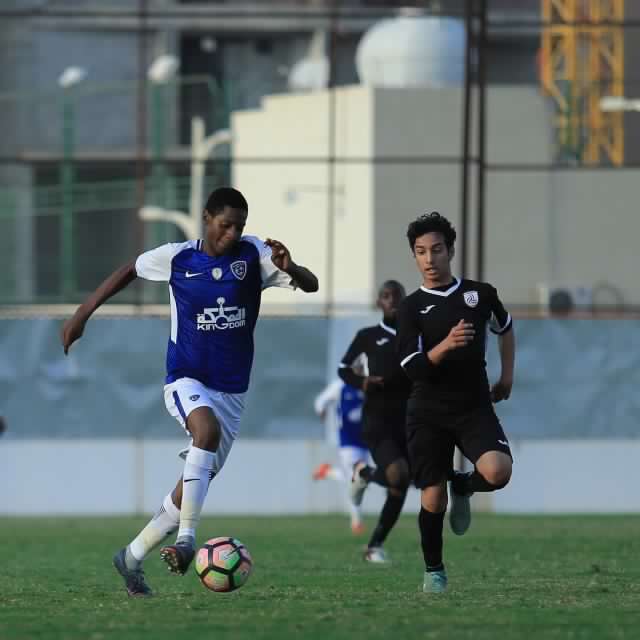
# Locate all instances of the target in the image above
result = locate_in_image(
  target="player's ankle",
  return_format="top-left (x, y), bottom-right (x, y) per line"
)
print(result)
top-left (176, 534), bottom-right (195, 549)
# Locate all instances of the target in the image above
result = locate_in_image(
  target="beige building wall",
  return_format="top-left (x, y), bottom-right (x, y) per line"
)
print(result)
top-left (232, 85), bottom-right (640, 310)
top-left (232, 88), bottom-right (374, 310)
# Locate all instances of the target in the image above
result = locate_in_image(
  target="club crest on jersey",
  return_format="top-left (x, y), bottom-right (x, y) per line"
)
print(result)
top-left (230, 261), bottom-right (247, 280)
top-left (212, 267), bottom-right (223, 280)
top-left (464, 291), bottom-right (479, 307)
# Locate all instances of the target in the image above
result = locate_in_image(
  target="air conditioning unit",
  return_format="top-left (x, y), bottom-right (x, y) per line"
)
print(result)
top-left (537, 284), bottom-right (593, 313)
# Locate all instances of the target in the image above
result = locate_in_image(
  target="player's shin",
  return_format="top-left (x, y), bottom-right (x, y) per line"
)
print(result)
top-left (126, 493), bottom-right (180, 569)
top-left (176, 446), bottom-right (216, 546)
top-left (368, 490), bottom-right (406, 548)
top-left (419, 508), bottom-right (445, 571)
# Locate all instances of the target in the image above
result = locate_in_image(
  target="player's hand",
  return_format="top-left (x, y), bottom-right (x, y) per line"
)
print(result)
top-left (265, 238), bottom-right (292, 272)
top-left (491, 377), bottom-right (512, 403)
top-left (442, 319), bottom-right (475, 351)
top-left (61, 313), bottom-right (87, 355)
top-left (362, 376), bottom-right (384, 392)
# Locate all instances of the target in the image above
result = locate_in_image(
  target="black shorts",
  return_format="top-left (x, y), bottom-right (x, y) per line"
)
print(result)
top-left (362, 413), bottom-right (408, 472)
top-left (406, 405), bottom-right (512, 489)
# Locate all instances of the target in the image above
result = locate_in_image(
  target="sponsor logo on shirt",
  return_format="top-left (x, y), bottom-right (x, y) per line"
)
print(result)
top-left (420, 305), bottom-right (436, 314)
top-left (464, 291), bottom-right (479, 307)
top-left (376, 337), bottom-right (390, 346)
top-left (197, 297), bottom-right (247, 331)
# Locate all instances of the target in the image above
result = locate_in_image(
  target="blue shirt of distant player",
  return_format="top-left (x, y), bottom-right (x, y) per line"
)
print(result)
top-left (337, 384), bottom-right (365, 448)
top-left (135, 237), bottom-right (294, 393)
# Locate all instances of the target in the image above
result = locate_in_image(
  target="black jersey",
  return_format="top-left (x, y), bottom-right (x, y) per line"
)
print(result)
top-left (397, 278), bottom-right (512, 415)
top-left (338, 322), bottom-right (411, 416)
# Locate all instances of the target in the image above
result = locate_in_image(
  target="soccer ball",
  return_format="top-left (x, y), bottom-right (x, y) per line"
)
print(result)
top-left (194, 537), bottom-right (253, 592)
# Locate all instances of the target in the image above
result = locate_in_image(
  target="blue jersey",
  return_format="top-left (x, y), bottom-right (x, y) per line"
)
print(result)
top-left (135, 236), bottom-right (294, 393)
top-left (337, 384), bottom-right (365, 448)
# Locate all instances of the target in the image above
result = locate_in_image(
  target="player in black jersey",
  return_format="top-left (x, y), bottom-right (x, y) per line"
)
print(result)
top-left (396, 212), bottom-right (515, 593)
top-left (338, 280), bottom-right (412, 563)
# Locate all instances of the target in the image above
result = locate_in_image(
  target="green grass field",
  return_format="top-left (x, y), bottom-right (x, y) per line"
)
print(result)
top-left (1, 514), bottom-right (639, 640)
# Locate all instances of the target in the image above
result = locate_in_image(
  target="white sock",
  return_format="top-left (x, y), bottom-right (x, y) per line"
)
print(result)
top-left (348, 496), bottom-right (363, 526)
top-left (177, 446), bottom-right (216, 545)
top-left (126, 493), bottom-right (180, 568)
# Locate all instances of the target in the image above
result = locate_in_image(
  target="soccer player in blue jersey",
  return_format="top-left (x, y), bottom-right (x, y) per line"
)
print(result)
top-left (312, 377), bottom-right (368, 534)
top-left (61, 187), bottom-right (318, 597)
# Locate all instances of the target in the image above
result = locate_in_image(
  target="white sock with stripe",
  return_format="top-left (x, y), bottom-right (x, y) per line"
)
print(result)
top-left (126, 493), bottom-right (180, 569)
top-left (176, 446), bottom-right (216, 546)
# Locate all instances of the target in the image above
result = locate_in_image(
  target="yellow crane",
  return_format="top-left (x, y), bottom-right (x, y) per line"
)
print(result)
top-left (540, 0), bottom-right (624, 165)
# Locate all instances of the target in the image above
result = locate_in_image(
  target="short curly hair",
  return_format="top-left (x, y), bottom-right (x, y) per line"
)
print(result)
top-left (205, 187), bottom-right (248, 216)
top-left (406, 212), bottom-right (456, 252)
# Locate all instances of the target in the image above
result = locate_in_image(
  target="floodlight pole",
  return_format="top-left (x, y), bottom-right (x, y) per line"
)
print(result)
top-left (60, 90), bottom-right (75, 300)
top-left (58, 69), bottom-right (87, 300)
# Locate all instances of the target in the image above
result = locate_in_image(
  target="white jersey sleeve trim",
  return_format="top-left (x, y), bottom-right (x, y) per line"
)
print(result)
top-left (241, 235), bottom-right (294, 290)
top-left (169, 284), bottom-right (178, 343)
top-left (489, 312), bottom-right (512, 335)
top-left (401, 351), bottom-right (422, 368)
top-left (135, 241), bottom-right (196, 282)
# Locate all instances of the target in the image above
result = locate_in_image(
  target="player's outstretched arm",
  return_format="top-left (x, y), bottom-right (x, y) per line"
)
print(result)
top-left (491, 327), bottom-right (515, 403)
top-left (265, 238), bottom-right (319, 292)
top-left (61, 261), bottom-right (137, 354)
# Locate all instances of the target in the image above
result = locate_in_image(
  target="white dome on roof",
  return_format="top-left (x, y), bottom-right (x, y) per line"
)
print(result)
top-left (356, 16), bottom-right (466, 88)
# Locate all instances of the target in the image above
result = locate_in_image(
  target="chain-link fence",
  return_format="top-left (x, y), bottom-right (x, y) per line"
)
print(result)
top-left (1, 1), bottom-right (639, 312)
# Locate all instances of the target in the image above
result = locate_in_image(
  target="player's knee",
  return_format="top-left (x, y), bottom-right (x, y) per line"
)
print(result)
top-left (421, 486), bottom-right (447, 513)
top-left (386, 462), bottom-right (410, 491)
top-left (191, 422), bottom-right (221, 452)
top-left (483, 465), bottom-right (511, 489)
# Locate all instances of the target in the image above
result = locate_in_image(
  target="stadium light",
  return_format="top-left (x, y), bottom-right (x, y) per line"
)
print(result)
top-left (58, 66), bottom-right (87, 89)
top-left (148, 55), bottom-right (180, 84)
top-left (600, 95), bottom-right (640, 112)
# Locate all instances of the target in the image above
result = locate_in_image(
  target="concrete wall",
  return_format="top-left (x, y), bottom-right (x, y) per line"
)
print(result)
top-left (2, 438), bottom-right (639, 515)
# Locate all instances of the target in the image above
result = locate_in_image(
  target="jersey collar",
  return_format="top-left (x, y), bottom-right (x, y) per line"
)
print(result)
top-left (420, 277), bottom-right (461, 297)
top-left (379, 321), bottom-right (397, 336)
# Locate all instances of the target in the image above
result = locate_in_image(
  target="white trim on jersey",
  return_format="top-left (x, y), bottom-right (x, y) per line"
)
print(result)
top-left (169, 285), bottom-right (178, 343)
top-left (490, 312), bottom-right (512, 335)
top-left (241, 235), bottom-right (295, 290)
top-left (400, 351), bottom-right (422, 368)
top-left (135, 241), bottom-right (197, 282)
top-left (420, 277), bottom-right (461, 297)
top-left (401, 333), bottom-right (424, 368)
top-left (339, 353), bottom-right (369, 376)
top-left (379, 321), bottom-right (397, 336)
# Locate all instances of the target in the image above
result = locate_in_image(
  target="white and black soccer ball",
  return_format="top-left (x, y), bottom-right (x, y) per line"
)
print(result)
top-left (194, 537), bottom-right (253, 592)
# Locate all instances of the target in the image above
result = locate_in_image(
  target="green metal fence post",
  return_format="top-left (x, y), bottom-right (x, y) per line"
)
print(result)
top-left (60, 91), bottom-right (75, 300)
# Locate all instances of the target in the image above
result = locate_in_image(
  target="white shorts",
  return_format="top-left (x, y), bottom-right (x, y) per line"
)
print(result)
top-left (338, 446), bottom-right (370, 480)
top-left (164, 377), bottom-right (246, 477)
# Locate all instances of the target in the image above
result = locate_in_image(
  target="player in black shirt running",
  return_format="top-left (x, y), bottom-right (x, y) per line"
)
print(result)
top-left (396, 212), bottom-right (515, 593)
top-left (338, 280), bottom-right (412, 563)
